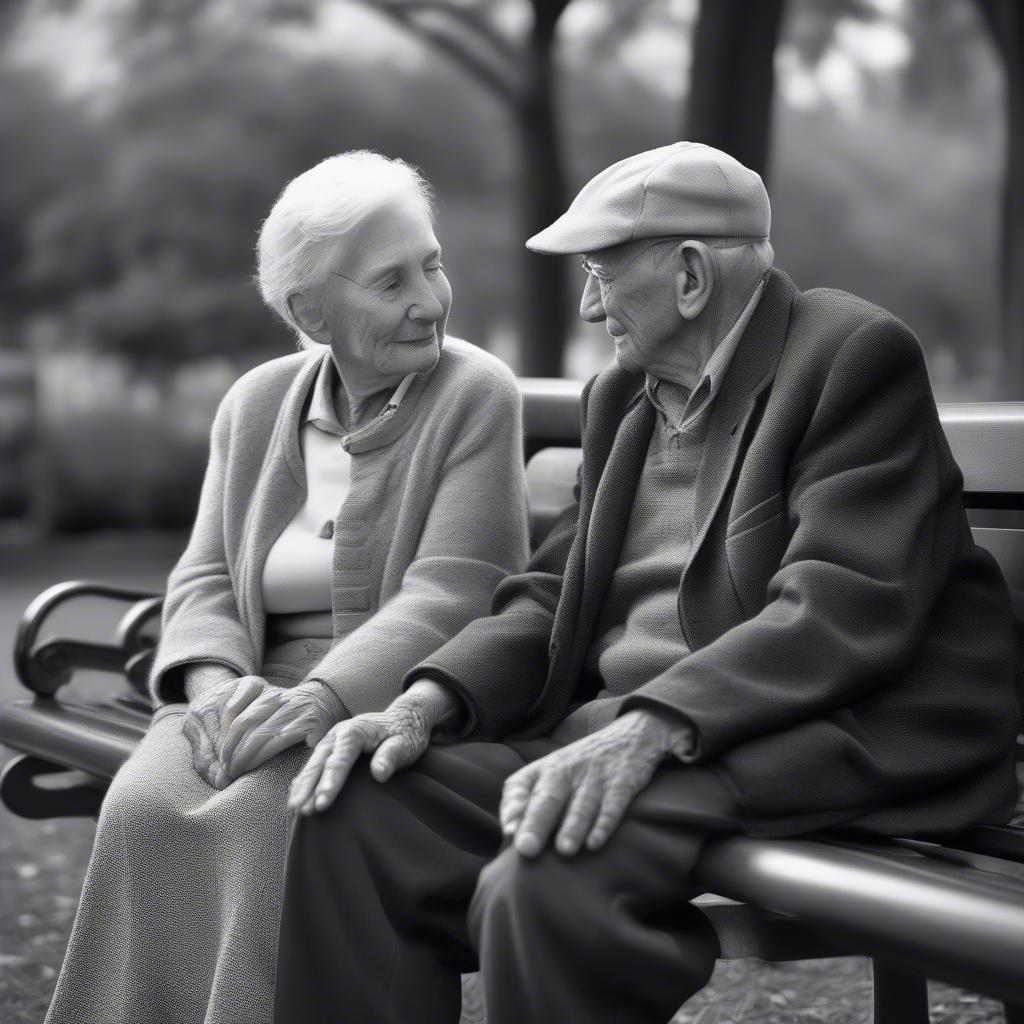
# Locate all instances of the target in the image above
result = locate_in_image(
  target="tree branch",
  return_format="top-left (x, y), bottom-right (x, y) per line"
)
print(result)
top-left (371, 2), bottom-right (523, 104)
top-left (377, 0), bottom-right (521, 65)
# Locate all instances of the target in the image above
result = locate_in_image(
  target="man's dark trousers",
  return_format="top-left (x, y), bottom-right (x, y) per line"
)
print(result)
top-left (274, 740), bottom-right (739, 1024)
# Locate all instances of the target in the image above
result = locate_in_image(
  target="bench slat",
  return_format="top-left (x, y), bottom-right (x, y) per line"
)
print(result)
top-left (0, 698), bottom-right (143, 779)
top-left (940, 404), bottom-right (1024, 497)
top-left (694, 835), bottom-right (1024, 1003)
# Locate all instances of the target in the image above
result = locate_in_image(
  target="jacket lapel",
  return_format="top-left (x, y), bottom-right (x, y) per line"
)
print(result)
top-left (575, 365), bottom-right (647, 523)
top-left (540, 366), bottom-right (646, 720)
top-left (576, 396), bottom-right (654, 644)
top-left (687, 268), bottom-right (797, 571)
top-left (527, 272), bottom-right (796, 736)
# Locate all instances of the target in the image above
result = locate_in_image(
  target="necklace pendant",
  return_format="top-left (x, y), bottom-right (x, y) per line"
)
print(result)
top-left (319, 520), bottom-right (334, 540)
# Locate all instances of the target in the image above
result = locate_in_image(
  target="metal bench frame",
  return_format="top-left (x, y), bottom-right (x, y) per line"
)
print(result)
top-left (3, 380), bottom-right (1023, 1021)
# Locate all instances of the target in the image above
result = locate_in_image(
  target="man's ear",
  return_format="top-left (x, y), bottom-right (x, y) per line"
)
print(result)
top-left (673, 241), bottom-right (716, 321)
top-left (287, 291), bottom-right (327, 342)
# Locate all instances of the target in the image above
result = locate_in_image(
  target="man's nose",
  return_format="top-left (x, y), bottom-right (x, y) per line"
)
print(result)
top-left (579, 274), bottom-right (606, 323)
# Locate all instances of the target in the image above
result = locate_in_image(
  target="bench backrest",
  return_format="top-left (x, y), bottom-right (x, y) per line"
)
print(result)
top-left (519, 381), bottom-right (1024, 595)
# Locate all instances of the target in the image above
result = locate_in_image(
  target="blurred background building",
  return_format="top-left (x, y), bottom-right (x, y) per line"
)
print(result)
top-left (0, 0), bottom-right (1018, 531)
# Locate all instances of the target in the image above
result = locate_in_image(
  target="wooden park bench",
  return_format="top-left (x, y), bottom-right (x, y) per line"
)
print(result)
top-left (2, 379), bottom-right (1023, 1022)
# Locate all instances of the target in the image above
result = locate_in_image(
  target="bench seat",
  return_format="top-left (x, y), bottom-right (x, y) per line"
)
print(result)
top-left (0, 686), bottom-right (862, 965)
top-left (0, 695), bottom-right (146, 784)
top-left (5, 688), bottom-right (1023, 1000)
top-left (3, 385), bottom-right (1023, 1018)
top-left (696, 832), bottom-right (1024, 1004)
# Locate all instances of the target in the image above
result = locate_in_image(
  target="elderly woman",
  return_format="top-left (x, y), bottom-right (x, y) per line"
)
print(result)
top-left (46, 151), bottom-right (529, 1024)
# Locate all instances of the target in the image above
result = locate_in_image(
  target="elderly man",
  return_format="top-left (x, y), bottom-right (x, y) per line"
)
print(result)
top-left (273, 143), bottom-right (1020, 1024)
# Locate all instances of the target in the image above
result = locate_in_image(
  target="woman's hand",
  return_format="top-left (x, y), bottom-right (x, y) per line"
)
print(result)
top-left (288, 679), bottom-right (462, 815)
top-left (182, 673), bottom-right (270, 789)
top-left (220, 681), bottom-right (348, 781)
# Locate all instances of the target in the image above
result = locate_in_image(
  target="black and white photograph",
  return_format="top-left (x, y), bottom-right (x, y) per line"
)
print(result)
top-left (1, 1), bottom-right (1023, 1022)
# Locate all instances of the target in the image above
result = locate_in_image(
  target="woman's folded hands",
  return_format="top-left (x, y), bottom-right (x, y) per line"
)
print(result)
top-left (181, 669), bottom-right (347, 789)
top-left (182, 673), bottom-right (268, 789)
top-left (220, 681), bottom-right (347, 779)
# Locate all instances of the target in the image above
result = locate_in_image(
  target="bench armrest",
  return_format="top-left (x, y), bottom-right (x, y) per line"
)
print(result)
top-left (114, 595), bottom-right (164, 654)
top-left (15, 581), bottom-right (162, 698)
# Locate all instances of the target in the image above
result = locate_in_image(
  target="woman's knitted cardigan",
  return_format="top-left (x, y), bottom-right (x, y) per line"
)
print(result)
top-left (150, 337), bottom-right (530, 714)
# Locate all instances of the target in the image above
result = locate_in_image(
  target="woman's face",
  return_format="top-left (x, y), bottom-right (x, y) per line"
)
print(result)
top-left (320, 195), bottom-right (451, 396)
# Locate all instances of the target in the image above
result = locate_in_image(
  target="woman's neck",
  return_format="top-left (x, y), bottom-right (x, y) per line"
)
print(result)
top-left (326, 349), bottom-right (406, 432)
top-left (332, 379), bottom-right (393, 433)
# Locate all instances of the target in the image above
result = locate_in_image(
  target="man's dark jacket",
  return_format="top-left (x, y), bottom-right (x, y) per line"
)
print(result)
top-left (415, 268), bottom-right (1021, 838)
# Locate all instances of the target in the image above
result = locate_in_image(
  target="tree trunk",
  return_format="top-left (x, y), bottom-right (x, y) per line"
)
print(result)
top-left (686, 0), bottom-right (786, 182)
top-left (976, 0), bottom-right (1024, 399)
top-left (516, 4), bottom-right (571, 377)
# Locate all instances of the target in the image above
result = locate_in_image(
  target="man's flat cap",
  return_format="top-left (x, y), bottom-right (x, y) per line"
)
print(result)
top-left (526, 142), bottom-right (771, 255)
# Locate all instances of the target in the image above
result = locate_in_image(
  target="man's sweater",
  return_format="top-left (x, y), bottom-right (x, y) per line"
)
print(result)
top-left (150, 338), bottom-right (530, 716)
top-left (585, 396), bottom-right (709, 687)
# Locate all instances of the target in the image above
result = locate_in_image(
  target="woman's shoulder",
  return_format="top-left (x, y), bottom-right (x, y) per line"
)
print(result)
top-left (433, 337), bottom-right (519, 403)
top-left (218, 349), bottom-right (319, 419)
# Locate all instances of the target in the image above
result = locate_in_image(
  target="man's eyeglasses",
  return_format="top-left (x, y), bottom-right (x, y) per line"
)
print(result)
top-left (580, 237), bottom-right (679, 286)
top-left (580, 256), bottom-right (612, 282)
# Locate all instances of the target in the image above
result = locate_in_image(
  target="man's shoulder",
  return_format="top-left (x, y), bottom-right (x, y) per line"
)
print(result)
top-left (779, 284), bottom-right (922, 390)
top-left (789, 285), bottom-right (918, 360)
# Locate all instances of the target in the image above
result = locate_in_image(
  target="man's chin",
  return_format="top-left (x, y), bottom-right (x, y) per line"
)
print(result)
top-left (613, 343), bottom-right (642, 374)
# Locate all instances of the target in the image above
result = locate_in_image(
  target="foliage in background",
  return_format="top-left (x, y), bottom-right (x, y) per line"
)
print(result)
top-left (0, 0), bottom-right (1009, 528)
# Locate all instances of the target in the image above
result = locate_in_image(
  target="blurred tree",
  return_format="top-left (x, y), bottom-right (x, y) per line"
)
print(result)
top-left (0, 64), bottom-right (107, 342)
top-left (368, 0), bottom-right (575, 376)
top-left (975, 0), bottom-right (1024, 396)
top-left (4, 0), bottom-right (1010, 394)
top-left (686, 0), bottom-right (785, 181)
top-left (11, 0), bottom-right (508, 369)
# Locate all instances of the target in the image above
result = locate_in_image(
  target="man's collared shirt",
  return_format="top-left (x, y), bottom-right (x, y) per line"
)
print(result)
top-left (583, 275), bottom-right (767, 702)
top-left (645, 275), bottom-right (766, 437)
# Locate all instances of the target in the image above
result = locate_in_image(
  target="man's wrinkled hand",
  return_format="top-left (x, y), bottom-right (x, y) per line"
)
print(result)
top-left (181, 674), bottom-right (270, 789)
top-left (288, 680), bottom-right (460, 816)
top-left (220, 680), bottom-right (348, 781)
top-left (500, 709), bottom-right (696, 859)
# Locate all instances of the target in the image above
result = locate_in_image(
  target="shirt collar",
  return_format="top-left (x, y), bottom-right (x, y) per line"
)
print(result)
top-left (305, 352), bottom-right (346, 436)
top-left (699, 275), bottom-right (766, 405)
top-left (305, 350), bottom-right (418, 439)
top-left (645, 274), bottom-right (767, 431)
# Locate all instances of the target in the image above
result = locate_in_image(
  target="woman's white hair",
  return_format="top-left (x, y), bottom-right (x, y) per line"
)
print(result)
top-left (257, 151), bottom-right (435, 347)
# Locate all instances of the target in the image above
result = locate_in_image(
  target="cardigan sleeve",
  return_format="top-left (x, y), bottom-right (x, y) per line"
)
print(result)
top-left (407, 378), bottom-right (593, 739)
top-left (148, 392), bottom-right (259, 705)
top-left (619, 315), bottom-right (979, 760)
top-left (301, 373), bottom-right (531, 717)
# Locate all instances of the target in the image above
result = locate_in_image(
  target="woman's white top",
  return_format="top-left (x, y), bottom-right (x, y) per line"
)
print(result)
top-left (261, 356), bottom-right (415, 616)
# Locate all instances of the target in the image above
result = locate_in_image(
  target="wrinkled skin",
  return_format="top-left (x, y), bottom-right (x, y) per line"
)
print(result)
top-left (288, 680), bottom-right (459, 815)
top-left (182, 675), bottom-right (271, 789)
top-left (500, 709), bottom-right (696, 858)
top-left (290, 676), bottom-right (696, 859)
top-left (182, 675), bottom-right (345, 789)
top-left (221, 681), bottom-right (347, 779)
